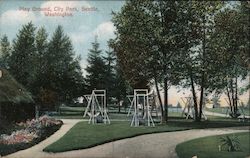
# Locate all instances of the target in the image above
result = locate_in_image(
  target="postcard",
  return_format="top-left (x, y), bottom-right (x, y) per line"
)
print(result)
top-left (0, 1), bottom-right (249, 158)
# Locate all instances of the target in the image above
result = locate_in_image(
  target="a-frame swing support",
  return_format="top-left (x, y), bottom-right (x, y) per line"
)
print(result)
top-left (130, 89), bottom-right (155, 127)
top-left (83, 90), bottom-right (110, 124)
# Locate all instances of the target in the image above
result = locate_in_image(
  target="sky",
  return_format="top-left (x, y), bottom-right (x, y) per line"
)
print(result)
top-left (0, 0), bottom-right (124, 71)
top-left (0, 0), bottom-right (249, 107)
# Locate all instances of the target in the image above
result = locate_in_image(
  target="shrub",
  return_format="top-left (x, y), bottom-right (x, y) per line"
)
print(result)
top-left (219, 135), bottom-right (241, 152)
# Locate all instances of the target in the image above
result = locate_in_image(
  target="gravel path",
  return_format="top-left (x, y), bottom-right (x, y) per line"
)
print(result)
top-left (4, 120), bottom-right (249, 158)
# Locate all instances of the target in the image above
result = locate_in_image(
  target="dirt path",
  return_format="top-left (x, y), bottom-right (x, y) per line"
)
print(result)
top-left (4, 122), bottom-right (249, 158)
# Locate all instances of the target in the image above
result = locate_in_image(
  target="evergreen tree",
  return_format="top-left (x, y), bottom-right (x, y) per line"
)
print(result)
top-left (103, 46), bottom-right (116, 99)
top-left (44, 25), bottom-right (84, 103)
top-left (9, 22), bottom-right (36, 89)
top-left (85, 36), bottom-right (106, 92)
top-left (33, 27), bottom-right (49, 95)
top-left (0, 35), bottom-right (11, 69)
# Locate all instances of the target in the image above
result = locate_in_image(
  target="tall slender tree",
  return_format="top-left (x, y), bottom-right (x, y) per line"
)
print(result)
top-left (85, 36), bottom-right (107, 92)
top-left (103, 46), bottom-right (116, 99)
top-left (45, 25), bottom-right (84, 103)
top-left (9, 22), bottom-right (37, 90)
top-left (0, 35), bottom-right (11, 69)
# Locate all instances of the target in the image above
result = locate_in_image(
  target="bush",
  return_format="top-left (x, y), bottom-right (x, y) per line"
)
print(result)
top-left (219, 135), bottom-right (241, 152)
top-left (1, 102), bottom-right (35, 122)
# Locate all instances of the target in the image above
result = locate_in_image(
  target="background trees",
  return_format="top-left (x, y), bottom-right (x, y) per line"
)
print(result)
top-left (111, 1), bottom-right (249, 121)
top-left (85, 37), bottom-right (129, 109)
top-left (111, 0), bottom-right (182, 122)
top-left (209, 2), bottom-right (249, 118)
top-left (8, 22), bottom-right (37, 90)
top-left (0, 1), bottom-right (248, 120)
top-left (2, 23), bottom-right (85, 111)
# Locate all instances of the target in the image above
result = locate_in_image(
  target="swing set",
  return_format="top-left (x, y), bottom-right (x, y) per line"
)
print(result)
top-left (83, 90), bottom-right (110, 124)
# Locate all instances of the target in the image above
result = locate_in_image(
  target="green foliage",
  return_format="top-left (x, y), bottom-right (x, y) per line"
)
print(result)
top-left (8, 22), bottom-right (37, 89)
top-left (219, 135), bottom-right (241, 152)
top-left (103, 47), bottom-right (116, 98)
top-left (42, 26), bottom-right (85, 103)
top-left (3, 22), bottom-right (85, 110)
top-left (0, 35), bottom-right (11, 69)
top-left (85, 36), bottom-right (107, 92)
top-left (0, 69), bottom-right (33, 103)
top-left (211, 2), bottom-right (249, 117)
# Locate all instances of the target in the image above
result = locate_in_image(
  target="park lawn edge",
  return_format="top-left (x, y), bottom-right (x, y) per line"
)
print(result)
top-left (43, 124), bottom-right (190, 153)
top-left (175, 132), bottom-right (250, 158)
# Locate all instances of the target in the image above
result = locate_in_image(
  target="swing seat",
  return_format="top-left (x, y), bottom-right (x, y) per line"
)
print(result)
top-left (139, 118), bottom-right (146, 125)
top-left (96, 115), bottom-right (104, 123)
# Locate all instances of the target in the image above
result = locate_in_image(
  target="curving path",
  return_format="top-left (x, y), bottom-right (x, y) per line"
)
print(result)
top-left (4, 120), bottom-right (249, 158)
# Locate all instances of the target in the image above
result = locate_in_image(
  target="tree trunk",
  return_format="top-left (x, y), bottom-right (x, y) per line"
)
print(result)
top-left (118, 101), bottom-right (121, 113)
top-left (230, 79), bottom-right (236, 117)
top-left (199, 86), bottom-right (204, 121)
top-left (164, 77), bottom-right (168, 122)
top-left (198, 14), bottom-right (206, 121)
top-left (154, 76), bottom-right (165, 123)
top-left (159, 2), bottom-right (168, 123)
top-left (198, 73), bottom-right (205, 121)
top-left (0, 103), bottom-right (1, 123)
top-left (190, 73), bottom-right (199, 121)
top-left (235, 77), bottom-right (238, 114)
top-left (35, 105), bottom-right (39, 119)
top-left (226, 87), bottom-right (233, 112)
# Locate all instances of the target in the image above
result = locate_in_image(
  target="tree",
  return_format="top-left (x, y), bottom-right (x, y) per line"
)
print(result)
top-left (111, 0), bottom-right (187, 123)
top-left (44, 25), bottom-right (84, 103)
top-left (103, 46), bottom-right (116, 99)
top-left (172, 1), bottom-right (224, 121)
top-left (32, 27), bottom-right (49, 96)
top-left (210, 2), bottom-right (249, 118)
top-left (0, 35), bottom-right (11, 69)
top-left (85, 36), bottom-right (107, 92)
top-left (9, 22), bottom-right (37, 90)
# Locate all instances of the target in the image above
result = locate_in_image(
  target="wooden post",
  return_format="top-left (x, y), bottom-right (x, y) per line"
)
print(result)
top-left (35, 105), bottom-right (39, 119)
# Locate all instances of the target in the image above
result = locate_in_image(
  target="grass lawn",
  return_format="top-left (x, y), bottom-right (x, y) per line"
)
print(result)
top-left (59, 106), bottom-right (85, 112)
top-left (44, 118), bottom-right (249, 153)
top-left (176, 132), bottom-right (250, 158)
top-left (43, 121), bottom-right (189, 153)
top-left (206, 107), bottom-right (250, 116)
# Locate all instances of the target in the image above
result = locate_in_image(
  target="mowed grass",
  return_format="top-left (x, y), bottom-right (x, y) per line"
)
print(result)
top-left (44, 121), bottom-right (190, 153)
top-left (206, 107), bottom-right (250, 116)
top-left (44, 118), bottom-right (249, 153)
top-left (176, 132), bottom-right (250, 158)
